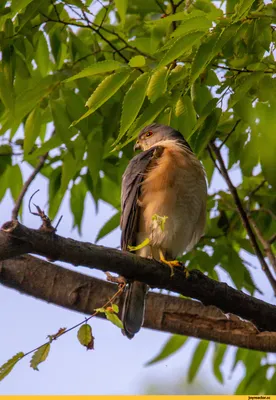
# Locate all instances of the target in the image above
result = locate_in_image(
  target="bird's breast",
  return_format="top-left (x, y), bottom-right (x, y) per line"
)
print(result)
top-left (138, 141), bottom-right (207, 257)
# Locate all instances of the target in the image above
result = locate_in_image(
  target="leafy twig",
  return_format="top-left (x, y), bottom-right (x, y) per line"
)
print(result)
top-left (212, 63), bottom-right (275, 74)
top-left (175, 0), bottom-right (186, 10)
top-left (11, 153), bottom-right (48, 221)
top-left (0, 283), bottom-right (125, 379)
top-left (209, 141), bottom-right (276, 295)
top-left (247, 213), bottom-right (276, 275)
top-left (247, 179), bottom-right (267, 211)
top-left (219, 119), bottom-right (241, 149)
top-left (155, 0), bottom-right (167, 14)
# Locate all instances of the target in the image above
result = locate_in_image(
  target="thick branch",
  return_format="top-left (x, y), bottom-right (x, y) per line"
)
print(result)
top-left (1, 254), bottom-right (276, 352)
top-left (1, 221), bottom-right (276, 333)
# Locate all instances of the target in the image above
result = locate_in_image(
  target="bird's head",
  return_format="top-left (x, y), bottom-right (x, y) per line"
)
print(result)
top-left (134, 123), bottom-right (190, 151)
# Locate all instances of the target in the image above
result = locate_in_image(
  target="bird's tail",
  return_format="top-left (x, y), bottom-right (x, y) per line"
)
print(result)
top-left (122, 281), bottom-right (148, 339)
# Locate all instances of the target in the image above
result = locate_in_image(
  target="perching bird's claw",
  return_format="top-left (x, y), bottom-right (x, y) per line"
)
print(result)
top-left (159, 250), bottom-right (188, 277)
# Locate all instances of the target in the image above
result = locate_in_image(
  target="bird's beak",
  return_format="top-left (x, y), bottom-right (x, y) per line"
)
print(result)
top-left (134, 140), bottom-right (141, 151)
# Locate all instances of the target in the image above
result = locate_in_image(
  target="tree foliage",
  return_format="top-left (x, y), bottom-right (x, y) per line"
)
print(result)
top-left (0, 0), bottom-right (276, 394)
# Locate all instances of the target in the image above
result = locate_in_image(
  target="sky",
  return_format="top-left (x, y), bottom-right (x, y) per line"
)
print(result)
top-left (0, 159), bottom-right (274, 395)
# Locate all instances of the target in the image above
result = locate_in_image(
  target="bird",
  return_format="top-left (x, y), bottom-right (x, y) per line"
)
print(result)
top-left (120, 123), bottom-right (207, 339)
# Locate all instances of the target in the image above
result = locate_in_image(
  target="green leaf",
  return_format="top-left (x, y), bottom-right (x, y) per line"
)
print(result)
top-left (147, 67), bottom-right (168, 103)
top-left (0, 75), bottom-right (59, 135)
top-left (158, 31), bottom-right (204, 68)
top-left (116, 72), bottom-right (149, 144)
top-left (73, 70), bottom-right (130, 125)
top-left (240, 135), bottom-right (258, 177)
top-left (212, 344), bottom-right (227, 383)
top-left (188, 340), bottom-right (210, 382)
top-left (48, 167), bottom-right (63, 220)
top-left (70, 181), bottom-right (87, 234)
top-left (30, 343), bottom-right (50, 371)
top-left (35, 32), bottom-right (50, 77)
top-left (105, 310), bottom-right (124, 329)
top-left (188, 97), bottom-right (218, 139)
top-left (174, 95), bottom-right (196, 137)
top-left (94, 307), bottom-right (106, 313)
top-left (9, 164), bottom-right (23, 202)
top-left (24, 108), bottom-right (41, 156)
top-left (228, 72), bottom-right (263, 109)
top-left (126, 96), bottom-right (168, 143)
top-left (0, 72), bottom-right (14, 110)
top-left (147, 10), bottom-right (205, 26)
top-left (64, 61), bottom-right (126, 82)
top-left (129, 55), bottom-right (146, 67)
top-left (232, 0), bottom-right (255, 22)
top-left (95, 211), bottom-right (120, 242)
top-left (190, 34), bottom-right (219, 86)
top-left (146, 335), bottom-right (188, 366)
top-left (30, 135), bottom-right (62, 158)
top-left (77, 324), bottom-right (94, 350)
top-left (11, 0), bottom-right (34, 14)
top-left (171, 16), bottom-right (212, 39)
top-left (87, 131), bottom-right (103, 186)
top-left (50, 99), bottom-right (76, 149)
top-left (0, 167), bottom-right (10, 201)
top-left (115, 0), bottom-right (128, 24)
top-left (112, 303), bottom-right (119, 313)
top-left (0, 352), bottom-right (24, 382)
top-left (236, 365), bottom-right (268, 395)
top-left (190, 108), bottom-right (221, 156)
top-left (61, 152), bottom-right (77, 193)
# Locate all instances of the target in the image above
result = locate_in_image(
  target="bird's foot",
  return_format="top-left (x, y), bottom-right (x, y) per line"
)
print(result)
top-left (159, 251), bottom-right (188, 278)
top-left (128, 237), bottom-right (151, 252)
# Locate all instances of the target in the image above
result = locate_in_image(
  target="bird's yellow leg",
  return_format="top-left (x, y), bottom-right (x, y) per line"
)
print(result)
top-left (128, 237), bottom-right (151, 252)
top-left (159, 249), bottom-right (188, 278)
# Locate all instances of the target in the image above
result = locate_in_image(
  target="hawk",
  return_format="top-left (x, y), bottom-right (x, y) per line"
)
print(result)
top-left (120, 123), bottom-right (207, 338)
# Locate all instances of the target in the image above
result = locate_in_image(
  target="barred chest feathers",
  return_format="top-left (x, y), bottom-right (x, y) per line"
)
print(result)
top-left (137, 140), bottom-right (207, 260)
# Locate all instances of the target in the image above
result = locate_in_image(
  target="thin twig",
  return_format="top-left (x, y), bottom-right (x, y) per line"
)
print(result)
top-left (212, 63), bottom-right (275, 74)
top-left (247, 214), bottom-right (276, 274)
top-left (209, 142), bottom-right (276, 295)
top-left (207, 145), bottom-right (222, 174)
top-left (169, 0), bottom-right (177, 31)
top-left (40, 13), bottom-right (130, 64)
top-left (155, 0), bottom-right (167, 14)
top-left (219, 119), bottom-right (241, 149)
top-left (247, 179), bottom-right (267, 212)
top-left (250, 208), bottom-right (276, 221)
top-left (82, 11), bottom-right (130, 63)
top-left (14, 283), bottom-right (125, 368)
top-left (91, 22), bottom-right (155, 60)
top-left (269, 234), bottom-right (276, 245)
top-left (175, 0), bottom-right (186, 10)
top-left (12, 153), bottom-right (48, 221)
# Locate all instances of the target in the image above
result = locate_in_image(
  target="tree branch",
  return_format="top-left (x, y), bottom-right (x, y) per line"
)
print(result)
top-left (1, 221), bottom-right (276, 333)
top-left (1, 254), bottom-right (276, 352)
top-left (209, 142), bottom-right (276, 295)
top-left (11, 153), bottom-right (48, 221)
top-left (212, 63), bottom-right (275, 74)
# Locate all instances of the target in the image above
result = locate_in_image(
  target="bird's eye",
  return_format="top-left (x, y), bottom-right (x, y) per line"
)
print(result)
top-left (145, 131), bottom-right (153, 137)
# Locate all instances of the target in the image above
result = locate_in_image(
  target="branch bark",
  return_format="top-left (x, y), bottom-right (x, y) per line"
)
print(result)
top-left (1, 221), bottom-right (276, 335)
top-left (1, 254), bottom-right (276, 352)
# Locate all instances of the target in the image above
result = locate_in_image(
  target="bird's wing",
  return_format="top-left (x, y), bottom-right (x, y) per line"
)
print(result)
top-left (120, 146), bottom-right (163, 251)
